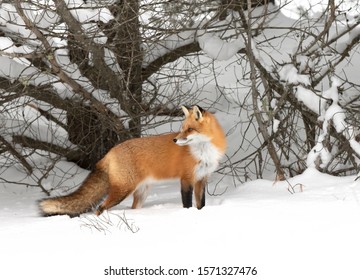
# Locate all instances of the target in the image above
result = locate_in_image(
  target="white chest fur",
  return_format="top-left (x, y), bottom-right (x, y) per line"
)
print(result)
top-left (190, 141), bottom-right (223, 180)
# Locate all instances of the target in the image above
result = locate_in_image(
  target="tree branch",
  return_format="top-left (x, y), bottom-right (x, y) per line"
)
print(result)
top-left (52, 0), bottom-right (125, 102)
top-left (0, 135), bottom-right (33, 175)
top-left (14, 0), bottom-right (125, 134)
top-left (242, 2), bottom-right (285, 180)
top-left (141, 42), bottom-right (201, 81)
top-left (12, 135), bottom-right (84, 164)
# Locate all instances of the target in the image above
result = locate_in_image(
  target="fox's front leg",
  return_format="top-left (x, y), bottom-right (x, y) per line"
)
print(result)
top-left (194, 178), bottom-right (207, 209)
top-left (180, 179), bottom-right (193, 208)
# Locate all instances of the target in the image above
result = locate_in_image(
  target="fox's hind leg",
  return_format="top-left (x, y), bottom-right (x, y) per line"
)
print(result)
top-left (132, 184), bottom-right (150, 209)
top-left (96, 184), bottom-right (133, 215)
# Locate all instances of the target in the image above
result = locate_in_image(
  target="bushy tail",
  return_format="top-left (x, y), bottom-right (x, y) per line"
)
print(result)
top-left (39, 168), bottom-right (109, 217)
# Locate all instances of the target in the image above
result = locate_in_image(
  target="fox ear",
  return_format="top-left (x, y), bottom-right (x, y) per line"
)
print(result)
top-left (193, 105), bottom-right (203, 121)
top-left (181, 106), bottom-right (190, 117)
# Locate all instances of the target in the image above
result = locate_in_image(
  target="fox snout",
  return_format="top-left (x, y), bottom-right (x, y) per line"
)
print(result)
top-left (173, 136), bottom-right (188, 145)
top-left (173, 136), bottom-right (187, 143)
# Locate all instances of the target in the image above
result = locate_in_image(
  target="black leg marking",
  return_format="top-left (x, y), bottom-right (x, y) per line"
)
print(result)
top-left (181, 185), bottom-right (193, 208)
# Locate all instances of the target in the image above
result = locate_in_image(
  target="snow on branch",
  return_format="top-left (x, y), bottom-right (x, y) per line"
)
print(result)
top-left (307, 77), bottom-right (360, 168)
top-left (279, 64), bottom-right (310, 86)
top-left (143, 14), bottom-right (245, 68)
top-left (197, 32), bottom-right (244, 61)
top-left (142, 30), bottom-right (196, 67)
top-left (143, 29), bottom-right (245, 67)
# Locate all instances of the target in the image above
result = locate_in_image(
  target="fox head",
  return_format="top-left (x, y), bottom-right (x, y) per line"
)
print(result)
top-left (173, 105), bottom-right (211, 146)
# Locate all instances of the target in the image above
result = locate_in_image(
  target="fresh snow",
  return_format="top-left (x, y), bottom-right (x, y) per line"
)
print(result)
top-left (294, 86), bottom-right (321, 114)
top-left (279, 64), bottom-right (310, 86)
top-left (1, 166), bottom-right (360, 280)
top-left (198, 33), bottom-right (245, 61)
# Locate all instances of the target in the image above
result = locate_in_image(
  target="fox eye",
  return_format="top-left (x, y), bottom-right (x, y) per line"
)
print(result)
top-left (187, 127), bottom-right (194, 132)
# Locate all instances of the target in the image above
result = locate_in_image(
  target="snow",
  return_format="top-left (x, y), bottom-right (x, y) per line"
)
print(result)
top-left (1, 166), bottom-right (360, 280)
top-left (143, 15), bottom-right (245, 65)
top-left (272, 118), bottom-right (280, 133)
top-left (198, 33), bottom-right (244, 61)
top-left (306, 134), bottom-right (331, 168)
top-left (274, 0), bottom-right (360, 20)
top-left (279, 64), bottom-right (310, 86)
top-left (294, 86), bottom-right (321, 114)
top-left (143, 30), bottom-right (196, 67)
top-left (0, 4), bottom-right (37, 40)
top-left (62, 0), bottom-right (114, 23)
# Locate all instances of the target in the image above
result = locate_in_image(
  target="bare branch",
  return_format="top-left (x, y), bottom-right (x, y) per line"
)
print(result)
top-left (13, 0), bottom-right (125, 134)
top-left (142, 42), bottom-right (201, 81)
top-left (0, 135), bottom-right (33, 175)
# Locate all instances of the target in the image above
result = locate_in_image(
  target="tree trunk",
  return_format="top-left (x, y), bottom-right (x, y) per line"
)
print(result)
top-left (67, 101), bottom-right (120, 169)
top-left (106, 0), bottom-right (143, 138)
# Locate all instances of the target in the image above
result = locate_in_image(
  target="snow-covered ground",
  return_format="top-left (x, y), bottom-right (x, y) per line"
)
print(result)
top-left (1, 165), bottom-right (360, 280)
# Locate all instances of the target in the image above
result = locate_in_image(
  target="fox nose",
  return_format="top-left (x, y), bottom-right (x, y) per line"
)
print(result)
top-left (173, 138), bottom-right (177, 143)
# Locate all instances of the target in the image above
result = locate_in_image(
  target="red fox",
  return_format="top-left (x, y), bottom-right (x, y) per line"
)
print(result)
top-left (39, 105), bottom-right (226, 217)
